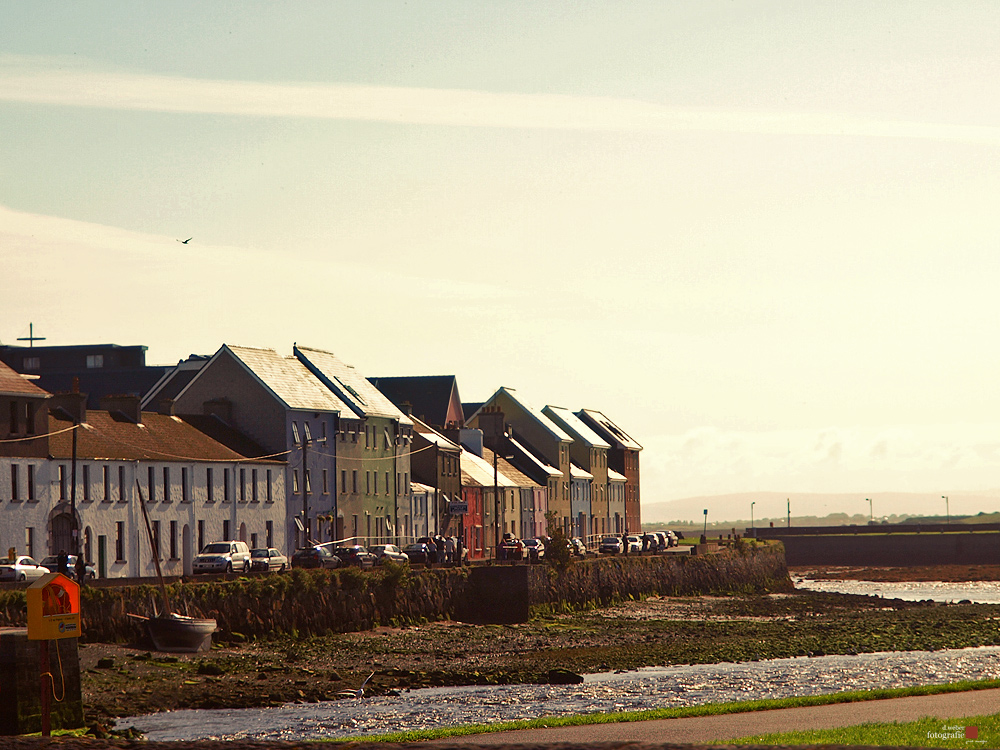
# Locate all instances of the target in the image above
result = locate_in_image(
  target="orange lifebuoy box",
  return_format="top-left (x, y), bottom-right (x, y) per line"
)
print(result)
top-left (26, 573), bottom-right (81, 640)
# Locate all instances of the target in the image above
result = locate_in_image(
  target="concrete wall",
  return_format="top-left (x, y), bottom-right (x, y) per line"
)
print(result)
top-left (778, 532), bottom-right (1000, 566)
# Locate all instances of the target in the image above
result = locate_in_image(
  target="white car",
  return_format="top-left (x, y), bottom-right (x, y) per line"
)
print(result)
top-left (193, 541), bottom-right (251, 574)
top-left (249, 547), bottom-right (288, 572)
top-left (625, 535), bottom-right (643, 554)
top-left (0, 556), bottom-right (50, 582)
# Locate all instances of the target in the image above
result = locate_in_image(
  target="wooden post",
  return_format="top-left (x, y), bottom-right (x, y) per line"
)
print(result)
top-left (39, 640), bottom-right (50, 737)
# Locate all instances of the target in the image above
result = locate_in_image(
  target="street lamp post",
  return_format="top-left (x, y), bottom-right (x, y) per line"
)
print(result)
top-left (942, 495), bottom-right (950, 525)
top-left (701, 508), bottom-right (708, 543)
top-left (866, 498), bottom-right (873, 524)
top-left (751, 501), bottom-right (755, 536)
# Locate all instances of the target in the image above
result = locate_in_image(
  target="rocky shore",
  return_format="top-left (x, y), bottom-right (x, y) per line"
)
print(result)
top-left (80, 579), bottom-right (1000, 731)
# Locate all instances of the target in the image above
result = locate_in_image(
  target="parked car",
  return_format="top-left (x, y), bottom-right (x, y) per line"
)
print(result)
top-left (250, 547), bottom-right (288, 572)
top-left (193, 540), bottom-right (251, 574)
top-left (663, 530), bottom-right (679, 548)
top-left (402, 542), bottom-right (432, 563)
top-left (333, 545), bottom-right (376, 569)
top-left (625, 535), bottom-right (643, 554)
top-left (599, 536), bottom-right (624, 554)
top-left (498, 533), bottom-right (523, 560)
top-left (522, 538), bottom-right (545, 562)
top-left (570, 537), bottom-right (588, 557)
top-left (641, 533), bottom-right (660, 552)
top-left (370, 544), bottom-right (408, 565)
top-left (40, 554), bottom-right (95, 581)
top-left (0, 556), bottom-right (50, 582)
top-left (291, 545), bottom-right (340, 569)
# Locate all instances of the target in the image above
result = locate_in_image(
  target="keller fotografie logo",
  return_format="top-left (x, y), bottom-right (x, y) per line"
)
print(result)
top-left (926, 724), bottom-right (984, 744)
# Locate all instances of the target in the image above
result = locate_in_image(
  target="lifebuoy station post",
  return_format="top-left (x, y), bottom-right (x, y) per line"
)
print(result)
top-left (0, 573), bottom-right (84, 736)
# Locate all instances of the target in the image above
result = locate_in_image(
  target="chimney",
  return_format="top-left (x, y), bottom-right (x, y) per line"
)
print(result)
top-left (47, 392), bottom-right (88, 425)
top-left (100, 395), bottom-right (142, 424)
top-left (204, 398), bottom-right (233, 425)
top-left (158, 398), bottom-right (176, 416)
top-left (477, 405), bottom-right (506, 446)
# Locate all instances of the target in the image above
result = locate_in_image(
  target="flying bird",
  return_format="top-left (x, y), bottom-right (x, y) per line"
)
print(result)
top-left (177, 237), bottom-right (192, 244)
top-left (338, 671), bottom-right (375, 699)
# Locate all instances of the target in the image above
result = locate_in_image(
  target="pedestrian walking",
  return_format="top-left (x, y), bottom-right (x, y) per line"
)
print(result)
top-left (57, 549), bottom-right (69, 576)
top-left (74, 555), bottom-right (87, 585)
top-left (445, 536), bottom-right (456, 564)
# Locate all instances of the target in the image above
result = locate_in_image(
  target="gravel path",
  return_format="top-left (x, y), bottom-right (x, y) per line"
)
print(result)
top-left (428, 688), bottom-right (1000, 745)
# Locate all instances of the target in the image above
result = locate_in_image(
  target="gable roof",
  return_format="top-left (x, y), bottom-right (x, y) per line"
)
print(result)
top-left (141, 354), bottom-right (209, 409)
top-left (294, 345), bottom-right (412, 424)
top-left (411, 416), bottom-right (462, 452)
top-left (543, 405), bottom-right (611, 449)
top-left (367, 375), bottom-right (462, 427)
top-left (482, 447), bottom-right (541, 488)
top-left (48, 409), bottom-right (276, 463)
top-left (469, 387), bottom-right (572, 443)
top-left (460, 450), bottom-right (518, 489)
top-left (180, 345), bottom-right (349, 414)
top-left (0, 360), bottom-right (49, 398)
top-left (576, 408), bottom-right (642, 451)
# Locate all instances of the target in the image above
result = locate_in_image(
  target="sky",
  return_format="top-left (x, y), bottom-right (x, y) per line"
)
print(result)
top-left (3, 2), bottom-right (1000, 521)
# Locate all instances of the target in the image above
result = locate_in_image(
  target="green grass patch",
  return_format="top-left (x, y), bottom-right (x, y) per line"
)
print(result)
top-left (330, 678), bottom-right (1000, 743)
top-left (731, 712), bottom-right (1000, 746)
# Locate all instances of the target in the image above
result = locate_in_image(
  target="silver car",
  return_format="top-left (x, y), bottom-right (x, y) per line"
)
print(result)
top-left (0, 556), bottom-right (50, 582)
top-left (249, 547), bottom-right (288, 572)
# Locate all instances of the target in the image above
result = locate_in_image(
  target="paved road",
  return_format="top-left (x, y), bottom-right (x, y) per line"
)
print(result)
top-left (429, 689), bottom-right (1000, 745)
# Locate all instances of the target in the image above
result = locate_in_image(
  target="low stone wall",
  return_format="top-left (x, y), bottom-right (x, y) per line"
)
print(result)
top-left (778, 532), bottom-right (1000, 566)
top-left (0, 545), bottom-right (790, 641)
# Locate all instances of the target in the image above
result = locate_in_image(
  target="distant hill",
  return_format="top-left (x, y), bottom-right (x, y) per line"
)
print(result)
top-left (641, 491), bottom-right (1000, 526)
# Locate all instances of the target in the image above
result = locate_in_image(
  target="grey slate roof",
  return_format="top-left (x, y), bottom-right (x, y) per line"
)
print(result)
top-left (367, 375), bottom-right (461, 427)
top-left (471, 387), bottom-right (571, 443)
top-left (214, 345), bottom-right (350, 413)
top-left (576, 408), bottom-right (643, 451)
top-left (294, 345), bottom-right (412, 424)
top-left (543, 405), bottom-right (611, 449)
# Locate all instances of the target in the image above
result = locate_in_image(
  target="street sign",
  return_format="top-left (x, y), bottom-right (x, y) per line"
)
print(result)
top-left (448, 501), bottom-right (468, 515)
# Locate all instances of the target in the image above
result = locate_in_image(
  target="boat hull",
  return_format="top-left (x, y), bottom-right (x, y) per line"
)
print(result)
top-left (146, 614), bottom-right (217, 653)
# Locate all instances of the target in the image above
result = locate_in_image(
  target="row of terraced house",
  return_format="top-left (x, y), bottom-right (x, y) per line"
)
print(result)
top-left (0, 340), bottom-right (641, 577)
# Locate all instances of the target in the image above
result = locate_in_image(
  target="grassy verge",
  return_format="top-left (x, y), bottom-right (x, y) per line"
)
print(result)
top-left (731, 712), bottom-right (999, 746)
top-left (338, 678), bottom-right (1000, 743)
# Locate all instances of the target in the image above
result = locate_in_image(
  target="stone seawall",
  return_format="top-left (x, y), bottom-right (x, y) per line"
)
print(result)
top-left (779, 532), bottom-right (1000, 566)
top-left (0, 545), bottom-right (790, 641)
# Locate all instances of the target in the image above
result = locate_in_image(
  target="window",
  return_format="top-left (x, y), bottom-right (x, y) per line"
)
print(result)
top-left (119, 466), bottom-right (125, 502)
top-left (366, 471), bottom-right (370, 494)
top-left (25, 527), bottom-right (34, 558)
top-left (59, 465), bottom-right (66, 500)
top-left (152, 520), bottom-right (160, 559)
top-left (169, 520), bottom-right (178, 559)
top-left (9, 401), bottom-right (19, 434)
top-left (86, 354), bottom-right (104, 369)
top-left (198, 520), bottom-right (205, 553)
top-left (291, 421), bottom-right (300, 445)
top-left (22, 356), bottom-right (39, 371)
top-left (115, 522), bottom-right (125, 561)
top-left (351, 470), bottom-right (357, 494)
top-left (148, 466), bottom-right (155, 502)
top-left (10, 464), bottom-right (18, 501)
top-left (266, 520), bottom-right (273, 548)
top-left (82, 465), bottom-right (90, 502)
top-left (181, 467), bottom-right (189, 502)
top-left (371, 471), bottom-right (376, 495)
top-left (223, 520), bottom-right (230, 541)
top-left (26, 465), bottom-right (34, 501)
top-left (250, 532), bottom-right (257, 549)
top-left (303, 422), bottom-right (312, 442)
top-left (292, 470), bottom-right (299, 493)
top-left (240, 468), bottom-right (246, 502)
top-left (266, 469), bottom-right (272, 502)
top-left (341, 470), bottom-right (347, 493)
top-left (305, 470), bottom-right (311, 493)
top-left (224, 468), bottom-right (231, 502)
top-left (322, 469), bottom-right (328, 494)
top-left (163, 467), bottom-right (171, 502)
top-left (385, 471), bottom-right (390, 496)
top-left (103, 466), bottom-right (110, 502)
top-left (207, 467), bottom-right (214, 502)
top-left (252, 469), bottom-right (258, 502)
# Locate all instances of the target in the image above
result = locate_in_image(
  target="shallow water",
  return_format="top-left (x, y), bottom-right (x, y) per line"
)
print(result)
top-left (793, 578), bottom-right (1000, 604)
top-left (120, 645), bottom-right (1000, 741)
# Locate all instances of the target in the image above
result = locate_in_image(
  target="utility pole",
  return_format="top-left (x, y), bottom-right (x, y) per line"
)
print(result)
top-left (942, 495), bottom-right (950, 525)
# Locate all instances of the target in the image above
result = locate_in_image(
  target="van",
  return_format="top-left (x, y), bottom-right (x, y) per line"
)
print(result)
top-left (192, 540), bottom-right (251, 574)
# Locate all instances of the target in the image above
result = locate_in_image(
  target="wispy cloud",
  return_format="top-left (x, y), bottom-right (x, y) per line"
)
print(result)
top-left (2, 56), bottom-right (998, 143)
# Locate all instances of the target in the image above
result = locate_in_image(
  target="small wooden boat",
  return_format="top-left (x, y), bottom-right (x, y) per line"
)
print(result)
top-left (128, 612), bottom-right (217, 652)
top-left (128, 480), bottom-right (218, 652)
